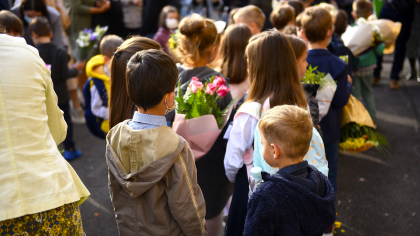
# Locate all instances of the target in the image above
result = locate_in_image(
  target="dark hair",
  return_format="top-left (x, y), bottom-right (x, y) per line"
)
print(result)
top-left (20, 0), bottom-right (50, 24)
top-left (301, 6), bottom-right (332, 43)
top-left (158, 5), bottom-right (178, 30)
top-left (353, 0), bottom-right (372, 19)
top-left (245, 31), bottom-right (307, 109)
top-left (220, 24), bottom-right (252, 84)
top-left (270, 5), bottom-right (295, 30)
top-left (28, 16), bottom-right (50, 37)
top-left (0, 10), bottom-right (24, 36)
top-left (286, 35), bottom-right (307, 60)
top-left (335, 10), bottom-right (348, 36)
top-left (287, 0), bottom-right (304, 16)
top-left (100, 35), bottom-right (123, 58)
top-left (126, 49), bottom-right (178, 111)
top-left (109, 36), bottom-right (161, 129)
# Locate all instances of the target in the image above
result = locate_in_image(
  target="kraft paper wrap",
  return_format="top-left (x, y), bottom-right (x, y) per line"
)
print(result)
top-left (341, 95), bottom-right (375, 129)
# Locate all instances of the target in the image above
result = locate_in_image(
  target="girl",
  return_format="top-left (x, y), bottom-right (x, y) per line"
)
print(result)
top-left (224, 30), bottom-right (308, 236)
top-left (108, 36), bottom-right (161, 129)
top-left (153, 5), bottom-right (179, 54)
top-left (174, 14), bottom-right (232, 236)
top-left (220, 24), bottom-right (252, 105)
top-left (252, 35), bottom-right (328, 177)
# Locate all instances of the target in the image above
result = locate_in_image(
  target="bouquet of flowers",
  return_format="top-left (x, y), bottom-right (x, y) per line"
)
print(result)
top-left (340, 95), bottom-right (389, 154)
top-left (302, 65), bottom-right (337, 121)
top-left (75, 25), bottom-right (108, 61)
top-left (173, 76), bottom-right (234, 160)
top-left (168, 30), bottom-right (180, 51)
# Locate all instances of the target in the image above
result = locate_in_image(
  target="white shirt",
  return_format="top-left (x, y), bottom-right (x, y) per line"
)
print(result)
top-left (90, 84), bottom-right (109, 119)
top-left (224, 113), bottom-right (258, 183)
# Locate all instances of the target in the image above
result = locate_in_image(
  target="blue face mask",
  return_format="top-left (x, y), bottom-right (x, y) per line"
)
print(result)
top-left (24, 15), bottom-right (34, 24)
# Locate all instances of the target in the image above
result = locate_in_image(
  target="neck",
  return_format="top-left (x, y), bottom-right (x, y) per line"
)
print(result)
top-left (195, 56), bottom-right (211, 67)
top-left (307, 39), bottom-right (329, 50)
top-left (35, 37), bottom-right (51, 44)
top-left (277, 156), bottom-right (304, 170)
top-left (137, 107), bottom-right (165, 116)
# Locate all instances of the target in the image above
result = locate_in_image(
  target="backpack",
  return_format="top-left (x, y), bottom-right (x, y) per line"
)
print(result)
top-left (82, 78), bottom-right (108, 139)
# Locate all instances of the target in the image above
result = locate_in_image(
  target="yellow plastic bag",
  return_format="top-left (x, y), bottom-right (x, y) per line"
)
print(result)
top-left (341, 95), bottom-right (375, 129)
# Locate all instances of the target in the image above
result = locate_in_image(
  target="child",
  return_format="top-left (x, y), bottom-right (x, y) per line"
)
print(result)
top-left (83, 34), bottom-right (123, 139)
top-left (233, 5), bottom-right (266, 35)
top-left (153, 5), bottom-right (179, 54)
top-left (243, 105), bottom-right (336, 236)
top-left (224, 31), bottom-right (308, 236)
top-left (351, 0), bottom-right (384, 123)
top-left (106, 49), bottom-right (206, 236)
top-left (28, 17), bottom-right (84, 160)
top-left (0, 10), bottom-right (23, 36)
top-left (301, 6), bottom-right (352, 203)
top-left (270, 4), bottom-right (295, 32)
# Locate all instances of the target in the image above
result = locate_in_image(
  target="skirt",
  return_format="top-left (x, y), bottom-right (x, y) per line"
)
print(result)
top-left (0, 202), bottom-right (84, 236)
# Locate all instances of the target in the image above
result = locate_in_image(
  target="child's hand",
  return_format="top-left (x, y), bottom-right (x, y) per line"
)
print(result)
top-left (348, 75), bottom-right (353, 85)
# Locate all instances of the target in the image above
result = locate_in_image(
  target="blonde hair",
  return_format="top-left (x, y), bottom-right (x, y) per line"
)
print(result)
top-left (233, 5), bottom-right (266, 30)
top-left (352, 0), bottom-right (372, 19)
top-left (177, 14), bottom-right (221, 67)
top-left (319, 3), bottom-right (338, 19)
top-left (259, 105), bottom-right (313, 159)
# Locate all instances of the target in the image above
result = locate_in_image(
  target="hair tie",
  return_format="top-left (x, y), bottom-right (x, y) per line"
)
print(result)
top-left (113, 51), bottom-right (121, 59)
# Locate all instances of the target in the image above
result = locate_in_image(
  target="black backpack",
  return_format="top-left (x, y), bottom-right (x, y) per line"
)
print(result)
top-left (389, 0), bottom-right (415, 14)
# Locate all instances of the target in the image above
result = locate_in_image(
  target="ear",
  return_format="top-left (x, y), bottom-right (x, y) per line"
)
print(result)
top-left (351, 11), bottom-right (356, 20)
top-left (300, 29), bottom-right (307, 41)
top-left (250, 22), bottom-right (259, 34)
top-left (166, 91), bottom-right (176, 107)
top-left (50, 31), bottom-right (53, 39)
top-left (271, 143), bottom-right (283, 160)
top-left (103, 55), bottom-right (110, 64)
top-left (31, 31), bottom-right (38, 40)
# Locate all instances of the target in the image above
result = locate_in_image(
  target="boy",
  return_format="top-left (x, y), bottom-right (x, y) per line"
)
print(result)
top-left (351, 0), bottom-right (384, 123)
top-left (83, 34), bottom-right (123, 139)
top-left (106, 49), bottom-right (206, 236)
top-left (233, 5), bottom-right (266, 35)
top-left (0, 10), bottom-right (23, 36)
top-left (29, 17), bottom-right (84, 160)
top-left (270, 4), bottom-right (295, 32)
top-left (243, 105), bottom-right (336, 236)
top-left (301, 6), bottom-right (352, 205)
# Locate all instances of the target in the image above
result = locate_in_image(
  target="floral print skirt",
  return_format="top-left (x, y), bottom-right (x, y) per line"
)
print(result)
top-left (0, 202), bottom-right (84, 236)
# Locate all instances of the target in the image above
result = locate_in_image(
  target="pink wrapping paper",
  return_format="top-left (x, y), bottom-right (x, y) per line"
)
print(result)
top-left (173, 114), bottom-right (222, 161)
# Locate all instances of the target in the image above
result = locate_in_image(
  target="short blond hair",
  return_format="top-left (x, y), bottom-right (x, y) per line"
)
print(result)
top-left (259, 105), bottom-right (313, 159)
top-left (233, 5), bottom-right (266, 30)
top-left (352, 0), bottom-right (372, 19)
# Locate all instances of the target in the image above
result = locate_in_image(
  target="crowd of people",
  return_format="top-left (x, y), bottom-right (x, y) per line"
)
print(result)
top-left (0, 0), bottom-right (419, 235)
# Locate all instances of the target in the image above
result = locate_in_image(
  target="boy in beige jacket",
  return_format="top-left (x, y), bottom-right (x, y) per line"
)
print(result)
top-left (106, 49), bottom-right (207, 236)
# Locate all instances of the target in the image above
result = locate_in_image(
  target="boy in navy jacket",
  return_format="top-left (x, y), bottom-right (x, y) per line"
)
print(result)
top-left (300, 6), bottom-right (352, 201)
top-left (244, 105), bottom-right (336, 236)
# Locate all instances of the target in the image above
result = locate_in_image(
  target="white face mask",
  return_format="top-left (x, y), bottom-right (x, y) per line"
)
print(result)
top-left (166, 18), bottom-right (179, 30)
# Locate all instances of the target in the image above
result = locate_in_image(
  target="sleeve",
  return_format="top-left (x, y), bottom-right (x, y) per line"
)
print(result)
top-left (91, 84), bottom-right (109, 119)
top-left (60, 50), bottom-right (70, 82)
top-left (50, 8), bottom-right (68, 48)
top-left (44, 69), bottom-right (68, 145)
top-left (253, 123), bottom-right (262, 169)
top-left (331, 67), bottom-right (352, 109)
top-left (224, 113), bottom-right (258, 183)
top-left (165, 145), bottom-right (207, 236)
top-left (243, 192), bottom-right (276, 236)
top-left (374, 43), bottom-right (385, 57)
top-left (71, 0), bottom-right (92, 15)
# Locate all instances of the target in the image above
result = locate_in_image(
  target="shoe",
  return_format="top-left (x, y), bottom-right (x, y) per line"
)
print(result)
top-left (405, 73), bottom-right (418, 80)
top-left (389, 80), bottom-right (399, 89)
top-left (71, 107), bottom-right (86, 124)
top-left (372, 76), bottom-right (381, 86)
top-left (64, 150), bottom-right (82, 160)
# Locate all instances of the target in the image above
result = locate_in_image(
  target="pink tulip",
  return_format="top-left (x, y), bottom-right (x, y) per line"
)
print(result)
top-left (192, 77), bottom-right (199, 81)
top-left (206, 83), bottom-right (218, 95)
top-left (190, 80), bottom-right (204, 93)
top-left (213, 76), bottom-right (226, 87)
top-left (217, 85), bottom-right (230, 97)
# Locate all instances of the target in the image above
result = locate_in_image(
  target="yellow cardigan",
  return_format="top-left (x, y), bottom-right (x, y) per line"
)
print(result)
top-left (0, 34), bottom-right (90, 222)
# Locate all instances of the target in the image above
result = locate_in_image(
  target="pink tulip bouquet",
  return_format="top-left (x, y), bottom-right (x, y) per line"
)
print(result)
top-left (173, 76), bottom-right (234, 160)
top-left (175, 76), bottom-right (233, 129)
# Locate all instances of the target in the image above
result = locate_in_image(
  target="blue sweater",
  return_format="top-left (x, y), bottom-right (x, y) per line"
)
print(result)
top-left (307, 49), bottom-right (352, 144)
top-left (244, 162), bottom-right (336, 236)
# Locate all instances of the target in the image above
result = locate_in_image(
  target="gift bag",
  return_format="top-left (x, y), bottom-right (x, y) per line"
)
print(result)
top-left (341, 95), bottom-right (375, 128)
top-left (316, 73), bottom-right (337, 121)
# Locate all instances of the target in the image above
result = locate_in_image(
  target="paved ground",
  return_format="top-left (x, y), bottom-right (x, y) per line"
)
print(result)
top-left (67, 60), bottom-right (420, 236)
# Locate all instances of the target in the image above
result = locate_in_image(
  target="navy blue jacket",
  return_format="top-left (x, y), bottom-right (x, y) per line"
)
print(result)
top-left (244, 161), bottom-right (336, 236)
top-left (307, 49), bottom-right (352, 144)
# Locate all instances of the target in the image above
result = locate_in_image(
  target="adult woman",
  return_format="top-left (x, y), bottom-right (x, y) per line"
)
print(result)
top-left (153, 5), bottom-right (179, 53)
top-left (220, 24), bottom-right (252, 106)
top-left (0, 32), bottom-right (89, 235)
top-left (11, 0), bottom-right (67, 47)
top-left (108, 36), bottom-right (161, 129)
top-left (175, 14), bottom-right (232, 236)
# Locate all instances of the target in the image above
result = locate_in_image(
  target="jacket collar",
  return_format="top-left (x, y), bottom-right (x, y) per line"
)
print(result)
top-left (307, 48), bottom-right (331, 56)
top-left (132, 112), bottom-right (167, 127)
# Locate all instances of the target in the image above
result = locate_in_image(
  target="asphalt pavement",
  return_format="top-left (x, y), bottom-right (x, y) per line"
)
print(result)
top-left (68, 59), bottom-right (420, 236)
